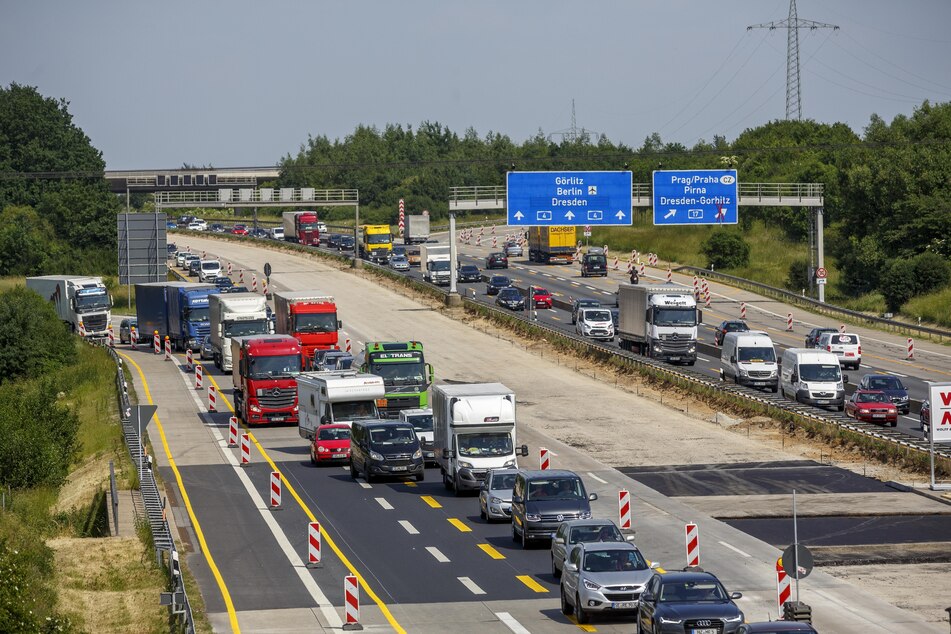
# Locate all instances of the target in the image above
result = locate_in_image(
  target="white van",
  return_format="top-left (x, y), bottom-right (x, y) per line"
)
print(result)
top-left (198, 259), bottom-right (221, 283)
top-left (399, 408), bottom-right (435, 464)
top-left (720, 331), bottom-right (778, 392)
top-left (780, 348), bottom-right (847, 411)
top-left (817, 332), bottom-right (862, 370)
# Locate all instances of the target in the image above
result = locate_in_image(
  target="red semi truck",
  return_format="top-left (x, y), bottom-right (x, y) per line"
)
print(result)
top-left (272, 290), bottom-right (340, 363)
top-left (282, 210), bottom-right (320, 245)
top-left (231, 335), bottom-right (303, 425)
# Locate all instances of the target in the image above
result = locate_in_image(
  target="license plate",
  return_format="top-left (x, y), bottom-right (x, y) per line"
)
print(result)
top-left (816, 400), bottom-right (829, 405)
top-left (271, 416), bottom-right (285, 422)
top-left (611, 601), bottom-right (637, 609)
top-left (391, 466), bottom-right (407, 471)
top-left (670, 357), bottom-right (680, 361)
top-left (691, 629), bottom-right (718, 634)
top-left (332, 453), bottom-right (347, 459)
top-left (753, 381), bottom-right (766, 386)
top-left (873, 413), bottom-right (885, 419)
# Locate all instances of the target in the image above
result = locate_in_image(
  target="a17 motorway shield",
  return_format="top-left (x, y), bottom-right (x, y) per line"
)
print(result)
top-left (507, 171), bottom-right (633, 226)
top-left (652, 169), bottom-right (738, 225)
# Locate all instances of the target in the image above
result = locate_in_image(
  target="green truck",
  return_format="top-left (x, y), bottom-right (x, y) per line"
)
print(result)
top-left (360, 341), bottom-right (433, 417)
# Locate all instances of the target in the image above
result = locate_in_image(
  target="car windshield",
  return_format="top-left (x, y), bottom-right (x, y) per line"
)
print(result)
top-left (318, 427), bottom-right (350, 441)
top-left (293, 313), bottom-right (338, 333)
top-left (737, 347), bottom-right (776, 363)
top-left (489, 472), bottom-right (516, 490)
top-left (405, 413), bottom-right (433, 433)
top-left (201, 262), bottom-right (219, 270)
top-left (491, 277), bottom-right (510, 286)
top-left (798, 363), bottom-right (841, 382)
top-left (868, 376), bottom-right (902, 390)
top-left (223, 319), bottom-right (269, 337)
top-left (247, 354), bottom-right (301, 379)
top-left (391, 256), bottom-right (407, 263)
top-left (332, 400), bottom-right (378, 421)
top-left (654, 307), bottom-right (697, 326)
top-left (461, 266), bottom-right (478, 273)
top-left (527, 477), bottom-right (584, 501)
top-left (829, 334), bottom-right (858, 345)
top-left (584, 310), bottom-right (611, 322)
top-left (585, 255), bottom-right (607, 265)
top-left (457, 432), bottom-right (513, 457)
top-left (370, 360), bottom-right (425, 387)
top-left (857, 392), bottom-right (889, 403)
top-left (534, 288), bottom-right (550, 296)
top-left (570, 524), bottom-right (622, 544)
top-left (578, 301), bottom-right (600, 309)
top-left (726, 322), bottom-right (748, 332)
top-left (499, 289), bottom-right (521, 299)
top-left (369, 425), bottom-right (416, 444)
top-left (583, 549), bottom-right (648, 573)
top-left (659, 580), bottom-right (729, 603)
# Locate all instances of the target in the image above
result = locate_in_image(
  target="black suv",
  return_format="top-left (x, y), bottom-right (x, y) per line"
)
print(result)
top-left (457, 264), bottom-right (482, 283)
top-left (510, 470), bottom-right (597, 548)
top-left (486, 252), bottom-right (509, 269)
top-left (349, 420), bottom-right (424, 483)
top-left (486, 275), bottom-right (512, 296)
top-left (637, 569), bottom-right (744, 634)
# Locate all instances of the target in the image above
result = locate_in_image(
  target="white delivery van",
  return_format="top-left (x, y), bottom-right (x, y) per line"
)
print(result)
top-left (399, 408), bottom-right (435, 464)
top-left (780, 348), bottom-right (847, 411)
top-left (720, 331), bottom-right (779, 392)
top-left (817, 332), bottom-right (862, 370)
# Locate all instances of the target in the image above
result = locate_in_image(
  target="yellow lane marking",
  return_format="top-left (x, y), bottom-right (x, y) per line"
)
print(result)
top-left (516, 575), bottom-right (549, 593)
top-left (201, 371), bottom-right (408, 634)
top-left (447, 517), bottom-right (472, 532)
top-left (120, 353), bottom-right (242, 634)
top-left (420, 495), bottom-right (442, 509)
top-left (478, 543), bottom-right (506, 560)
top-left (404, 481), bottom-right (417, 487)
top-left (567, 616), bottom-right (597, 631)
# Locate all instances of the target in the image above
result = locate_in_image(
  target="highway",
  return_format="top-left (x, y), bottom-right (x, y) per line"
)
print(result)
top-left (127, 233), bottom-right (950, 633)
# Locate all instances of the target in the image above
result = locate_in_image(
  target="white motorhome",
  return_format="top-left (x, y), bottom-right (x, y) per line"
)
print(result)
top-left (419, 244), bottom-right (451, 286)
top-left (720, 331), bottom-right (779, 392)
top-left (433, 383), bottom-right (528, 494)
top-left (209, 292), bottom-right (270, 371)
top-left (26, 275), bottom-right (112, 337)
top-left (780, 348), bottom-right (847, 411)
top-left (297, 371), bottom-right (385, 440)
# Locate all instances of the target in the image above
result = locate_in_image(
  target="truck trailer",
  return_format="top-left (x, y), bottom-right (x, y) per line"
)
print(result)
top-left (527, 226), bottom-right (576, 264)
top-left (296, 371), bottom-right (386, 440)
top-left (209, 292), bottom-right (270, 371)
top-left (135, 281), bottom-right (217, 351)
top-left (616, 284), bottom-right (700, 365)
top-left (26, 275), bottom-right (112, 338)
top-left (231, 335), bottom-right (302, 425)
top-left (433, 383), bottom-right (527, 494)
top-left (272, 290), bottom-right (340, 363)
top-left (283, 211), bottom-right (321, 246)
top-left (403, 214), bottom-right (430, 245)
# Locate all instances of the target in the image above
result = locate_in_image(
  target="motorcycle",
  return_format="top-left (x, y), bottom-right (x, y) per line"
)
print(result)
top-left (629, 271), bottom-right (639, 284)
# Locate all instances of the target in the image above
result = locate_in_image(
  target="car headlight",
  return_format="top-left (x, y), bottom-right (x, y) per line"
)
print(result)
top-left (653, 344), bottom-right (663, 352)
top-left (579, 510), bottom-right (592, 519)
top-left (490, 496), bottom-right (504, 504)
top-left (660, 617), bottom-right (683, 624)
top-left (688, 344), bottom-right (696, 353)
top-left (249, 403), bottom-right (262, 413)
top-left (770, 369), bottom-right (778, 377)
top-left (858, 408), bottom-right (869, 414)
top-left (458, 460), bottom-right (473, 469)
top-left (317, 446), bottom-right (328, 453)
top-left (412, 449), bottom-right (422, 460)
top-left (837, 382), bottom-right (844, 390)
top-left (503, 459), bottom-right (517, 468)
top-left (738, 368), bottom-right (748, 376)
top-left (725, 613), bottom-right (743, 623)
top-left (525, 513), bottom-right (541, 522)
top-left (583, 579), bottom-right (602, 591)
top-left (370, 451), bottom-right (384, 461)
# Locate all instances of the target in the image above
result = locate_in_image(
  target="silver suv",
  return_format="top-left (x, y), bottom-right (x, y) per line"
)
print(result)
top-left (551, 519), bottom-right (635, 578)
top-left (560, 541), bottom-right (658, 624)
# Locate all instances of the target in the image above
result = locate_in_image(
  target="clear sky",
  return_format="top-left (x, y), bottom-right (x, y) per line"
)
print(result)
top-left (3, 1), bottom-right (949, 170)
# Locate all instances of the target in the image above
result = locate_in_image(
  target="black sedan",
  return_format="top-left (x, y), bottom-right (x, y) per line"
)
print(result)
top-left (457, 264), bottom-right (482, 283)
top-left (326, 234), bottom-right (342, 248)
top-left (486, 252), bottom-right (508, 269)
top-left (496, 287), bottom-right (525, 311)
top-left (637, 570), bottom-right (744, 634)
top-left (486, 275), bottom-right (512, 296)
top-left (714, 319), bottom-right (750, 346)
top-left (214, 276), bottom-right (234, 290)
top-left (337, 236), bottom-right (355, 251)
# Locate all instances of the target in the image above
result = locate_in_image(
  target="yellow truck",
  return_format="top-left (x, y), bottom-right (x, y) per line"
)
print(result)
top-left (527, 226), bottom-right (576, 264)
top-left (360, 224), bottom-right (393, 264)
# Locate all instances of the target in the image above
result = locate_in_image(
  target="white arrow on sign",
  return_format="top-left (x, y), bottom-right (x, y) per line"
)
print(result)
top-left (565, 211), bottom-right (575, 220)
top-left (615, 210), bottom-right (626, 220)
top-left (664, 209), bottom-right (677, 219)
top-left (514, 211), bottom-right (524, 220)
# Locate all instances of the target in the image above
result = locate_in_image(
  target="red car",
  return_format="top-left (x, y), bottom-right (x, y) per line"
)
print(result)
top-left (531, 287), bottom-right (553, 309)
top-left (231, 224), bottom-right (248, 236)
top-left (310, 424), bottom-right (351, 465)
top-left (845, 390), bottom-right (898, 426)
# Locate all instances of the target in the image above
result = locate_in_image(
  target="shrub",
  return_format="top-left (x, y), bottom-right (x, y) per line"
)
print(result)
top-left (0, 286), bottom-right (77, 384)
top-left (701, 231), bottom-right (750, 269)
top-left (911, 251), bottom-right (950, 295)
top-left (880, 259), bottom-right (917, 312)
top-left (785, 258), bottom-right (811, 291)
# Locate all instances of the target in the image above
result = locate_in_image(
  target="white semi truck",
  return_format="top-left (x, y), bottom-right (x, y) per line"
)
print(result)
top-left (26, 275), bottom-right (112, 338)
top-left (296, 371), bottom-right (386, 440)
top-left (433, 383), bottom-right (528, 494)
top-left (209, 292), bottom-right (270, 371)
top-left (419, 244), bottom-right (451, 286)
top-left (616, 284), bottom-right (700, 365)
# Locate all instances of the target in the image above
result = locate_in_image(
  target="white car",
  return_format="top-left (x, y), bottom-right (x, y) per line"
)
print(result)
top-left (270, 227), bottom-right (285, 240)
top-left (181, 254), bottom-right (200, 270)
top-left (198, 260), bottom-right (222, 283)
top-left (817, 332), bottom-right (862, 370)
top-left (176, 251), bottom-right (191, 267)
top-left (186, 220), bottom-right (206, 231)
top-left (575, 308), bottom-right (615, 341)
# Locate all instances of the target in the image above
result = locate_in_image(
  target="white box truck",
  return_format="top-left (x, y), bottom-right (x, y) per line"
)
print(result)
top-left (209, 292), bottom-right (270, 371)
top-left (617, 284), bottom-right (700, 365)
top-left (419, 244), bottom-right (451, 286)
top-left (26, 275), bottom-right (112, 338)
top-left (404, 214), bottom-right (430, 244)
top-left (297, 371), bottom-right (386, 440)
top-left (433, 383), bottom-right (528, 494)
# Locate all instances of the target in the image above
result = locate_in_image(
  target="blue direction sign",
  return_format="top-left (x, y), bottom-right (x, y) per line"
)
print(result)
top-left (652, 169), bottom-right (738, 225)
top-left (507, 171), bottom-right (633, 226)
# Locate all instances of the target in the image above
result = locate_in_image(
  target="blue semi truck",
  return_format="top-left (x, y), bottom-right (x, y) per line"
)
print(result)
top-left (135, 281), bottom-right (219, 352)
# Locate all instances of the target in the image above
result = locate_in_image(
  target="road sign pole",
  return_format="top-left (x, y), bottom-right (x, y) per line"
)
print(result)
top-left (793, 489), bottom-right (800, 603)
top-left (816, 207), bottom-right (825, 304)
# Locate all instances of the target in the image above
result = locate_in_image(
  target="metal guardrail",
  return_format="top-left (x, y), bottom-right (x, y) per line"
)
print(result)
top-left (675, 265), bottom-right (951, 341)
top-left (156, 188), bottom-right (359, 208)
top-left (102, 343), bottom-right (196, 633)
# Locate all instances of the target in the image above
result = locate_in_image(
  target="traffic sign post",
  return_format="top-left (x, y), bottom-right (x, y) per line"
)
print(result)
top-left (506, 171), bottom-right (633, 227)
top-left (928, 382), bottom-right (951, 491)
top-left (652, 169), bottom-right (738, 226)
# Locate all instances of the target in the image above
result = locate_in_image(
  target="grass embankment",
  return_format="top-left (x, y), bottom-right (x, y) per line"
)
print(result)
top-left (0, 342), bottom-right (171, 632)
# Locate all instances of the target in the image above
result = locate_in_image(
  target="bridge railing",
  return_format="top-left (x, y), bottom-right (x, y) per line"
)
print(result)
top-left (156, 188), bottom-right (359, 207)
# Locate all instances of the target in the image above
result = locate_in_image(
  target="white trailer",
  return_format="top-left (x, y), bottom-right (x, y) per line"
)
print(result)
top-left (420, 244), bottom-right (451, 285)
top-left (404, 214), bottom-right (430, 244)
top-left (209, 292), bottom-right (270, 371)
top-left (616, 284), bottom-right (700, 365)
top-left (297, 371), bottom-right (386, 440)
top-left (26, 275), bottom-right (112, 337)
top-left (432, 382), bottom-right (527, 494)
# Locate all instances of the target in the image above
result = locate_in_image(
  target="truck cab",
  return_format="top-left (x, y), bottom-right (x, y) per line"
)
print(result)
top-left (359, 342), bottom-right (433, 417)
top-left (617, 284), bottom-right (700, 365)
top-left (272, 290), bottom-right (340, 363)
top-left (420, 244), bottom-right (451, 285)
top-left (209, 292), bottom-right (271, 371)
top-left (297, 371), bottom-right (386, 440)
top-left (232, 335), bottom-right (303, 425)
top-left (361, 225), bottom-right (393, 263)
top-left (26, 275), bottom-right (113, 337)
